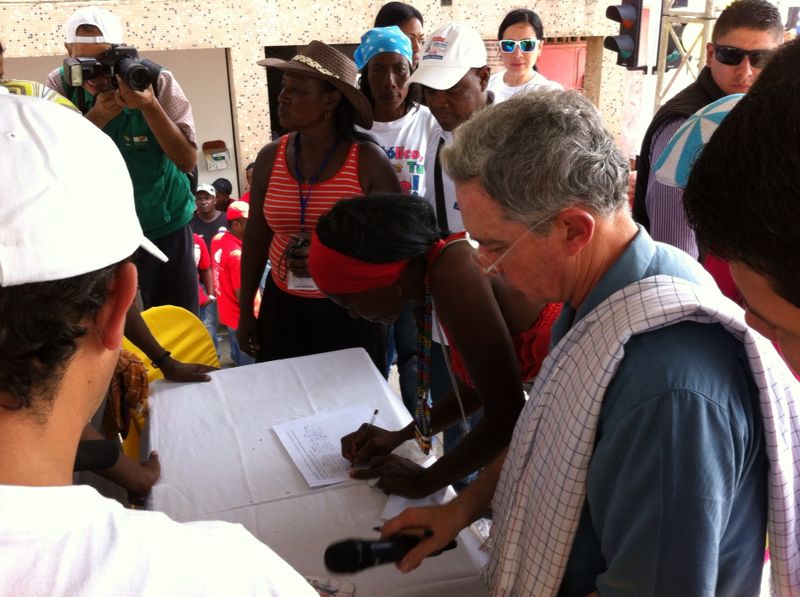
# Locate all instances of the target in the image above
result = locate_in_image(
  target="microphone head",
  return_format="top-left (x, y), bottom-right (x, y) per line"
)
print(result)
top-left (324, 539), bottom-right (366, 573)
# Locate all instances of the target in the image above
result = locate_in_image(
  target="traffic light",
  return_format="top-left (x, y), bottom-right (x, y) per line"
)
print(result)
top-left (604, 0), bottom-right (645, 71)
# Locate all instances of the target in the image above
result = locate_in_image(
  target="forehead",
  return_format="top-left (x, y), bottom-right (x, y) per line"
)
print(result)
top-left (714, 27), bottom-right (780, 49)
top-left (502, 22), bottom-right (537, 39)
top-left (368, 52), bottom-right (410, 68)
top-left (195, 191), bottom-right (213, 199)
top-left (456, 179), bottom-right (518, 241)
top-left (69, 41), bottom-right (111, 58)
top-left (400, 18), bottom-right (423, 36)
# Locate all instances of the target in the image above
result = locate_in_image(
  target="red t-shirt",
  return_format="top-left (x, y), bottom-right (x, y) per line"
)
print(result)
top-left (193, 233), bottom-right (212, 305)
top-left (215, 231), bottom-right (244, 329)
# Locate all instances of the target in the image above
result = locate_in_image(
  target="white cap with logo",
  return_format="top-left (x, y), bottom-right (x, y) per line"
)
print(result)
top-left (65, 7), bottom-right (124, 44)
top-left (407, 23), bottom-right (488, 91)
top-left (0, 94), bottom-right (166, 287)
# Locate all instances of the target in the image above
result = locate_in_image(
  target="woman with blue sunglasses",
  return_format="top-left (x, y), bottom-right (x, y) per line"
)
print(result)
top-left (488, 8), bottom-right (562, 103)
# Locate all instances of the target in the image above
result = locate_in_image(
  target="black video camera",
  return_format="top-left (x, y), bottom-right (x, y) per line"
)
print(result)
top-left (63, 45), bottom-right (158, 92)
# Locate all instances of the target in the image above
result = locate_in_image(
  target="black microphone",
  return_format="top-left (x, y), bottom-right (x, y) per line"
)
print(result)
top-left (324, 532), bottom-right (457, 573)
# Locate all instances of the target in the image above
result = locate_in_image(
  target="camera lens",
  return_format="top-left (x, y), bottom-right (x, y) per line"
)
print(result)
top-left (118, 58), bottom-right (152, 92)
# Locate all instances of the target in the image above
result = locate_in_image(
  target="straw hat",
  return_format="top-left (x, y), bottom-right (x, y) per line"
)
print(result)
top-left (258, 41), bottom-right (373, 129)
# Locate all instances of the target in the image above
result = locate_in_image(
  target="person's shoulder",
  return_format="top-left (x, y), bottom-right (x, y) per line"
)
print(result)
top-left (115, 509), bottom-right (315, 595)
top-left (646, 240), bottom-right (714, 286)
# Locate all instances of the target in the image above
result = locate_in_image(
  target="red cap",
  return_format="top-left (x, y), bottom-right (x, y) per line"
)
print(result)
top-left (226, 200), bottom-right (249, 220)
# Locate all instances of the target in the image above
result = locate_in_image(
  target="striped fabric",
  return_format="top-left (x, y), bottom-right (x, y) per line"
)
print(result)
top-left (486, 275), bottom-right (800, 596)
top-left (264, 134), bottom-right (363, 298)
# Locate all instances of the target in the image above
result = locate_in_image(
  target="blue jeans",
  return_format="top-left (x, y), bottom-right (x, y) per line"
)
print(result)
top-left (226, 325), bottom-right (255, 367)
top-left (429, 341), bottom-right (480, 491)
top-left (198, 301), bottom-right (220, 353)
top-left (387, 304), bottom-right (419, 414)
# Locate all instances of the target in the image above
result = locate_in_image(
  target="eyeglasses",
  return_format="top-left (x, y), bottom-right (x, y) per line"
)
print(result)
top-left (498, 38), bottom-right (539, 54)
top-left (713, 44), bottom-right (773, 69)
top-left (466, 217), bottom-right (550, 275)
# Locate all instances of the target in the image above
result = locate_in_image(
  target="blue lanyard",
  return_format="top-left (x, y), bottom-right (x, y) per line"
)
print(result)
top-left (293, 133), bottom-right (339, 232)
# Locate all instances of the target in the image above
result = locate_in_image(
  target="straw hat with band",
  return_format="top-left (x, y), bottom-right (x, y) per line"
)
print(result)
top-left (258, 41), bottom-right (373, 129)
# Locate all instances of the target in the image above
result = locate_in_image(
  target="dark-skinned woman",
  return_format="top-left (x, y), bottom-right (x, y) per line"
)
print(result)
top-left (354, 26), bottom-right (438, 413)
top-left (309, 195), bottom-right (562, 498)
top-left (238, 42), bottom-right (401, 368)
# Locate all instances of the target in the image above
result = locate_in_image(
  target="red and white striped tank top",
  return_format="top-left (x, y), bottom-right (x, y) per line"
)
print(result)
top-left (265, 134), bottom-right (364, 298)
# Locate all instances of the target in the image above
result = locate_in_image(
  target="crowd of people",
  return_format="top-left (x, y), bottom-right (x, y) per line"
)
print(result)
top-left (1, 0), bottom-right (800, 594)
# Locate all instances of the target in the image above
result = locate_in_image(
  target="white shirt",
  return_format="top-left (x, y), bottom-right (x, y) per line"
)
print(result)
top-left (357, 105), bottom-right (438, 197)
top-left (423, 125), bottom-right (463, 235)
top-left (0, 484), bottom-right (317, 597)
top-left (488, 70), bottom-right (563, 103)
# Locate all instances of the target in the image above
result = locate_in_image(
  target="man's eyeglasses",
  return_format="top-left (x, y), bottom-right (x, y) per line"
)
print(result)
top-left (467, 217), bottom-right (550, 275)
top-left (498, 38), bottom-right (539, 54)
top-left (713, 44), bottom-right (773, 69)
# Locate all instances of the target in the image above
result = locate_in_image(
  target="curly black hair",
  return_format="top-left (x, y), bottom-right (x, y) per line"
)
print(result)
top-left (0, 263), bottom-right (121, 412)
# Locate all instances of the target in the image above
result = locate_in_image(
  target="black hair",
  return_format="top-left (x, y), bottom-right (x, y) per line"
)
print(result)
top-left (684, 38), bottom-right (800, 307)
top-left (713, 0), bottom-right (783, 42)
top-left (316, 195), bottom-right (441, 263)
top-left (245, 162), bottom-right (255, 171)
top-left (359, 68), bottom-right (421, 115)
top-left (0, 262), bottom-right (122, 412)
top-left (374, 2), bottom-right (423, 27)
top-left (316, 79), bottom-right (376, 144)
top-left (212, 178), bottom-right (233, 195)
top-left (497, 8), bottom-right (545, 41)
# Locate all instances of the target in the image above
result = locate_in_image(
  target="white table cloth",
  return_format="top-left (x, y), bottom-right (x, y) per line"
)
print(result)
top-left (145, 348), bottom-right (488, 596)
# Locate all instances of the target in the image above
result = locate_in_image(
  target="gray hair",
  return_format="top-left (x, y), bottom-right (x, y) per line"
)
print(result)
top-left (442, 90), bottom-right (629, 227)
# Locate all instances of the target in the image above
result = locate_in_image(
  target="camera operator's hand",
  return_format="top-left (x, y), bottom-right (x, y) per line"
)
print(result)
top-left (115, 75), bottom-right (156, 111)
top-left (85, 90), bottom-right (124, 129)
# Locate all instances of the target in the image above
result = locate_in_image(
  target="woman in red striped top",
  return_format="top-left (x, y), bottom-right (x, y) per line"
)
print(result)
top-left (239, 41), bottom-right (400, 368)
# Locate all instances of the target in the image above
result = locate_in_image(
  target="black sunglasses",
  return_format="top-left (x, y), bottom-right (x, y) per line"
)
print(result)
top-left (713, 44), bottom-right (773, 69)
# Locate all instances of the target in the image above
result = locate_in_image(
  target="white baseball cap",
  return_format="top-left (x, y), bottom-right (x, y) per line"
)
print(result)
top-left (0, 94), bottom-right (166, 287)
top-left (196, 183), bottom-right (217, 197)
top-left (407, 23), bottom-right (487, 90)
top-left (65, 7), bottom-right (124, 44)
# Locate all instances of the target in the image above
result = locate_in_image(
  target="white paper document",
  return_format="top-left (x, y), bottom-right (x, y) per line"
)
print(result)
top-left (273, 404), bottom-right (380, 488)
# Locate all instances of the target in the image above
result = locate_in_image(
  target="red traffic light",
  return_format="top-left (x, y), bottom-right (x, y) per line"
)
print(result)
top-left (606, 4), bottom-right (638, 30)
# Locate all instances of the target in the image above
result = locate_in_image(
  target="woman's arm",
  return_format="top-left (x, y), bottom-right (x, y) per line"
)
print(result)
top-left (358, 142), bottom-right (402, 195)
top-left (238, 142), bottom-right (278, 356)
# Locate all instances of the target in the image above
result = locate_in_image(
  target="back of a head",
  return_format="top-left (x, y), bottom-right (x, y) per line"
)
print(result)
top-left (713, 0), bottom-right (783, 42)
top-left (442, 90), bottom-right (629, 225)
top-left (212, 177), bottom-right (233, 196)
top-left (684, 38), bottom-right (800, 307)
top-left (374, 1), bottom-right (423, 27)
top-left (315, 195), bottom-right (440, 262)
top-left (0, 95), bottom-right (155, 410)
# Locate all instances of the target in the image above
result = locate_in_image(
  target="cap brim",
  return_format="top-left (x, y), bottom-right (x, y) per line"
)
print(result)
top-left (141, 237), bottom-right (168, 263)
top-left (407, 64), bottom-right (470, 90)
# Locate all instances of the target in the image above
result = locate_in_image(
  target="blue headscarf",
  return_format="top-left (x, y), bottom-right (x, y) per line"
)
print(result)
top-left (353, 26), bottom-right (413, 71)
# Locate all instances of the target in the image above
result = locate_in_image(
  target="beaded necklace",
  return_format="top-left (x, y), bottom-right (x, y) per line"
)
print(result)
top-left (413, 286), bottom-right (433, 454)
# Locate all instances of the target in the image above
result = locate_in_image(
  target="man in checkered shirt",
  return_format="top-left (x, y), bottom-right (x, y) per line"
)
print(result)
top-left (381, 90), bottom-right (798, 595)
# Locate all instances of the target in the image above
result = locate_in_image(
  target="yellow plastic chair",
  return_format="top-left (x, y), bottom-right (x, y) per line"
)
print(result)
top-left (121, 306), bottom-right (220, 460)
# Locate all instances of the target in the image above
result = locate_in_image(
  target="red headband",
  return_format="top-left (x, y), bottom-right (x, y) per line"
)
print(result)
top-left (308, 230), bottom-right (409, 294)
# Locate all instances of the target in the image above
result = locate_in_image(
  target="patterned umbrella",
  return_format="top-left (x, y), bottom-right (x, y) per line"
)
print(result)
top-left (653, 93), bottom-right (744, 189)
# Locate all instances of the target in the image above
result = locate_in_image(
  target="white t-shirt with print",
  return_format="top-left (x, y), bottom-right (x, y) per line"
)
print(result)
top-left (488, 70), bottom-right (563, 103)
top-left (357, 105), bottom-right (438, 197)
top-left (423, 125), bottom-right (462, 235)
top-left (0, 484), bottom-right (317, 597)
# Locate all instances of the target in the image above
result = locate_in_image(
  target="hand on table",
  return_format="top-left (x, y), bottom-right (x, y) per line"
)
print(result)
top-left (160, 356), bottom-right (216, 383)
top-left (350, 454), bottom-right (433, 498)
top-left (380, 501), bottom-right (470, 572)
top-left (341, 424), bottom-right (406, 464)
top-left (128, 450), bottom-right (161, 506)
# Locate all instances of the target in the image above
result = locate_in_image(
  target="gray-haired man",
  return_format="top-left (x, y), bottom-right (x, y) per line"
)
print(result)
top-left (382, 90), bottom-right (799, 595)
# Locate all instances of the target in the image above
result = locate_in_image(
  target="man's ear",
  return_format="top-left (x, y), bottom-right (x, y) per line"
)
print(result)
top-left (94, 261), bottom-right (138, 351)
top-left (477, 65), bottom-right (491, 92)
top-left (554, 207), bottom-right (595, 257)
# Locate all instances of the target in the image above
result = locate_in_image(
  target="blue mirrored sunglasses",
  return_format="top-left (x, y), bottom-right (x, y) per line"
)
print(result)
top-left (499, 38), bottom-right (538, 53)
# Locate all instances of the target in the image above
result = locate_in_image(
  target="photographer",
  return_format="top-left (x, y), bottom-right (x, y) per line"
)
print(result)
top-left (46, 7), bottom-right (199, 313)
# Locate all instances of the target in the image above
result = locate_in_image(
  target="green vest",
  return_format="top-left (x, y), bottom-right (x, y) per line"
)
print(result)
top-left (60, 68), bottom-right (194, 240)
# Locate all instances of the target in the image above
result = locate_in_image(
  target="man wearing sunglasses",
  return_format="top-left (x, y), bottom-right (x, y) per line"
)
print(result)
top-left (633, 0), bottom-right (783, 260)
